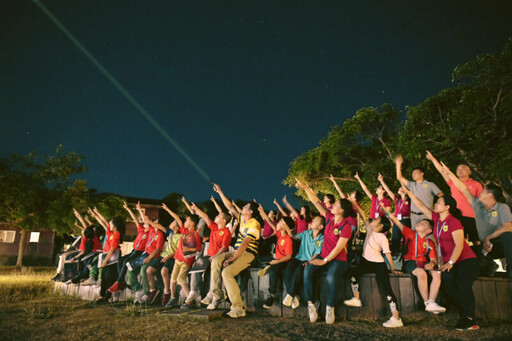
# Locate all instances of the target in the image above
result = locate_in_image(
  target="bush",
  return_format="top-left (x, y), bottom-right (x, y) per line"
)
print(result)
top-left (2, 255), bottom-right (53, 266)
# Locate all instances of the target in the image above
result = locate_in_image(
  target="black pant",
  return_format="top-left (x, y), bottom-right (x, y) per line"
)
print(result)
top-left (441, 257), bottom-right (478, 319)
top-left (116, 249), bottom-right (143, 285)
top-left (284, 258), bottom-right (305, 296)
top-left (268, 261), bottom-right (288, 295)
top-left (351, 258), bottom-right (398, 313)
top-left (460, 216), bottom-right (479, 244)
top-left (489, 232), bottom-right (512, 278)
top-left (100, 263), bottom-right (119, 297)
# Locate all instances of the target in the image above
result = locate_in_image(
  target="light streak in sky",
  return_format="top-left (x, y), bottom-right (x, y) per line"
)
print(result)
top-left (32, 0), bottom-right (212, 183)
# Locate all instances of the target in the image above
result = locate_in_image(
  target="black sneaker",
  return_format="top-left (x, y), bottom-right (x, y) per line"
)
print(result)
top-left (51, 274), bottom-right (62, 282)
top-left (455, 317), bottom-right (479, 331)
top-left (263, 295), bottom-right (274, 309)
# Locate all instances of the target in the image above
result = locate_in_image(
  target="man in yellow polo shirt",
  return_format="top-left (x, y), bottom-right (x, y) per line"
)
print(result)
top-left (207, 183), bottom-right (261, 318)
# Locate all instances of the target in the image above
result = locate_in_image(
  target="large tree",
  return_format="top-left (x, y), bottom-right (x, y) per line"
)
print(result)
top-left (0, 145), bottom-right (88, 268)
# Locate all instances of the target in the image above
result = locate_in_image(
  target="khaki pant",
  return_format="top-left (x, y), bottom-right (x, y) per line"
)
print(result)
top-left (210, 251), bottom-right (254, 310)
top-left (171, 260), bottom-right (190, 287)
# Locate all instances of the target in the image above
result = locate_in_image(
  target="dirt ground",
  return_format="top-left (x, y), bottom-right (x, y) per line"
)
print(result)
top-left (1, 295), bottom-right (511, 341)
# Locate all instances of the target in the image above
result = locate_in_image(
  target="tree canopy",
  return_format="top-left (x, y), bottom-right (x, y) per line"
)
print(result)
top-left (286, 38), bottom-right (512, 204)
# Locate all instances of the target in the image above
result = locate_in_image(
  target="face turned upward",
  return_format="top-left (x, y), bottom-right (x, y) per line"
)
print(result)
top-left (414, 220), bottom-right (432, 235)
top-left (412, 169), bottom-right (424, 182)
top-left (330, 200), bottom-right (344, 216)
top-left (310, 216), bottom-right (325, 232)
top-left (433, 197), bottom-right (449, 214)
top-left (456, 164), bottom-right (471, 180)
top-left (376, 185), bottom-right (385, 197)
top-left (369, 217), bottom-right (383, 233)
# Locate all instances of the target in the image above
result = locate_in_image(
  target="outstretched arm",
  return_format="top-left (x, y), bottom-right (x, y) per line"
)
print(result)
top-left (354, 172), bottom-right (373, 200)
top-left (91, 207), bottom-right (109, 231)
top-left (190, 202), bottom-right (212, 226)
top-left (73, 208), bottom-right (87, 230)
top-left (258, 204), bottom-right (276, 233)
top-left (212, 183), bottom-right (238, 217)
top-left (426, 151), bottom-right (450, 183)
top-left (346, 194), bottom-right (367, 225)
top-left (181, 196), bottom-right (194, 215)
top-left (273, 198), bottom-right (289, 217)
top-left (441, 162), bottom-right (474, 204)
top-left (231, 200), bottom-right (242, 215)
top-left (161, 203), bottom-right (183, 227)
top-left (329, 174), bottom-right (346, 199)
top-left (380, 202), bottom-right (403, 231)
top-left (282, 195), bottom-right (299, 220)
top-left (378, 173), bottom-right (396, 201)
top-left (395, 155), bottom-right (409, 187)
top-left (210, 195), bottom-right (223, 214)
top-left (123, 201), bottom-right (139, 225)
top-left (401, 185), bottom-right (433, 220)
top-left (295, 178), bottom-right (327, 217)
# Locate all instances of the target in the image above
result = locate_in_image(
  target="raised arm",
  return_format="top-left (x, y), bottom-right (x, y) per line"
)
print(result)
top-left (91, 207), bottom-right (109, 231)
top-left (346, 194), bottom-right (368, 225)
top-left (295, 177), bottom-right (327, 217)
top-left (273, 198), bottom-right (289, 217)
top-left (441, 162), bottom-right (474, 204)
top-left (282, 195), bottom-right (299, 220)
top-left (140, 209), bottom-right (166, 233)
top-left (231, 200), bottom-right (242, 215)
top-left (257, 204), bottom-right (276, 233)
top-left (181, 196), bottom-right (194, 215)
top-left (190, 202), bottom-right (212, 226)
top-left (210, 195), bottom-right (223, 214)
top-left (395, 155), bottom-right (408, 187)
top-left (401, 185), bottom-right (433, 220)
top-left (380, 202), bottom-right (403, 231)
top-left (73, 208), bottom-right (87, 229)
top-left (329, 174), bottom-right (346, 199)
top-left (212, 183), bottom-right (238, 217)
top-left (378, 173), bottom-right (396, 201)
top-left (354, 172), bottom-right (373, 200)
top-left (84, 215), bottom-right (93, 227)
top-left (123, 201), bottom-right (139, 225)
top-left (161, 203), bottom-right (183, 227)
top-left (426, 151), bottom-right (450, 182)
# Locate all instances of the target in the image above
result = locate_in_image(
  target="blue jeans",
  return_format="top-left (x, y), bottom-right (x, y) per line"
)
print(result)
top-left (304, 260), bottom-right (347, 307)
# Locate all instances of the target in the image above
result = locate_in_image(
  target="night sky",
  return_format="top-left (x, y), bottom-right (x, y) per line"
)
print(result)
top-left (2, 0), bottom-right (512, 207)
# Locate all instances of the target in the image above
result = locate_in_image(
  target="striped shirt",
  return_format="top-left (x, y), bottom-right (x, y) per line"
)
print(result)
top-left (234, 215), bottom-right (261, 255)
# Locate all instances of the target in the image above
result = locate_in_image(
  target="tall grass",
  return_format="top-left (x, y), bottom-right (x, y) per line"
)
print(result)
top-left (0, 266), bottom-right (54, 303)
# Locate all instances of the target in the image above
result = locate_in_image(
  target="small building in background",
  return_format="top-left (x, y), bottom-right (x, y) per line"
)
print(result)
top-left (0, 223), bottom-right (55, 261)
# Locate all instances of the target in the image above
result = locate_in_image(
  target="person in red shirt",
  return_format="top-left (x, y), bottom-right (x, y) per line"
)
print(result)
top-left (282, 195), bottom-right (312, 234)
top-left (68, 225), bottom-right (101, 284)
top-left (143, 214), bottom-right (166, 304)
top-left (108, 202), bottom-right (150, 293)
top-left (355, 172), bottom-right (392, 219)
top-left (89, 207), bottom-right (125, 304)
top-left (167, 213), bottom-right (201, 307)
top-left (258, 204), bottom-right (294, 310)
top-left (182, 203), bottom-right (232, 308)
top-left (405, 184), bottom-right (479, 331)
top-left (381, 203), bottom-right (445, 314)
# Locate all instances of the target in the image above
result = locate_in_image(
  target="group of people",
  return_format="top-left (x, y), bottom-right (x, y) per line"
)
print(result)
top-left (52, 151), bottom-right (512, 331)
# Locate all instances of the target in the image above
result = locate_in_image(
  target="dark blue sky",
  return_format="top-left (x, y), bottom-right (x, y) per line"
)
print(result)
top-left (2, 0), bottom-right (512, 207)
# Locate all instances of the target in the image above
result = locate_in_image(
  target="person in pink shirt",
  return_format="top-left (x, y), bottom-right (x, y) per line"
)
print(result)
top-left (355, 172), bottom-right (392, 219)
top-left (282, 195), bottom-right (312, 234)
top-left (404, 184), bottom-right (479, 331)
top-left (426, 151), bottom-right (483, 246)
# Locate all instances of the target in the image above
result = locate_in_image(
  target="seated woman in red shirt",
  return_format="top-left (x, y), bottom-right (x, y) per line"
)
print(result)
top-left (404, 184), bottom-right (479, 331)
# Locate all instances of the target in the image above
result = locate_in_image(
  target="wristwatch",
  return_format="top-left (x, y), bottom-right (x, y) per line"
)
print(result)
top-left (324, 257), bottom-right (329, 263)
top-left (448, 260), bottom-right (454, 265)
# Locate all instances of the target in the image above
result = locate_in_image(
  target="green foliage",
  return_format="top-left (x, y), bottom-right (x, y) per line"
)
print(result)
top-left (286, 38), bottom-right (512, 202)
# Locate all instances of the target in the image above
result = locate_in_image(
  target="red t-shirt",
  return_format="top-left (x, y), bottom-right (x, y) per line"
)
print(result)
top-left (275, 232), bottom-right (293, 260)
top-left (321, 211), bottom-right (353, 261)
top-left (431, 212), bottom-right (476, 263)
top-left (207, 221), bottom-right (232, 256)
top-left (295, 215), bottom-right (309, 234)
top-left (92, 236), bottom-right (102, 251)
top-left (179, 225), bottom-right (189, 235)
top-left (133, 224), bottom-right (149, 252)
top-left (145, 229), bottom-right (165, 257)
top-left (79, 237), bottom-right (89, 252)
top-left (104, 230), bottom-right (120, 252)
top-left (175, 231), bottom-right (202, 266)
top-left (448, 178), bottom-right (483, 218)
top-left (370, 195), bottom-right (391, 219)
top-left (394, 196), bottom-right (411, 219)
top-left (401, 225), bottom-right (436, 263)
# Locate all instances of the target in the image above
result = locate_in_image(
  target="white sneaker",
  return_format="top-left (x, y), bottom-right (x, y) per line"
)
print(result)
top-left (325, 306), bottom-right (335, 324)
top-left (112, 293), bottom-right (119, 303)
top-left (201, 293), bottom-right (213, 305)
top-left (226, 308), bottom-right (246, 318)
top-left (344, 297), bottom-right (362, 307)
top-left (282, 294), bottom-right (293, 307)
top-left (308, 303), bottom-right (318, 323)
top-left (80, 278), bottom-right (96, 286)
top-left (207, 297), bottom-right (221, 310)
top-left (186, 291), bottom-right (200, 304)
top-left (138, 294), bottom-right (148, 304)
top-left (383, 316), bottom-right (403, 328)
top-left (291, 296), bottom-right (300, 309)
top-left (425, 300), bottom-right (446, 314)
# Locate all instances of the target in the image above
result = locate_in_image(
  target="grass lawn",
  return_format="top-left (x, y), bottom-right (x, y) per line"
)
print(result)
top-left (1, 266), bottom-right (511, 340)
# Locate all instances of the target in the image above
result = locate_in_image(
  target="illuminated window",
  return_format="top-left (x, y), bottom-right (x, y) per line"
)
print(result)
top-left (29, 232), bottom-right (40, 243)
top-left (0, 230), bottom-right (16, 243)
